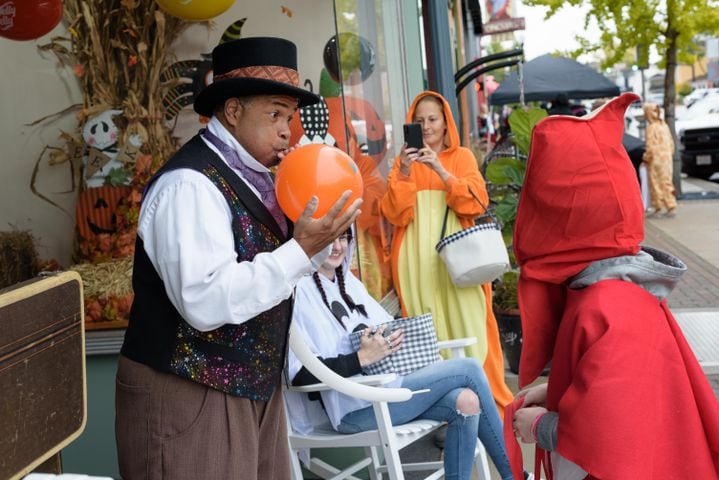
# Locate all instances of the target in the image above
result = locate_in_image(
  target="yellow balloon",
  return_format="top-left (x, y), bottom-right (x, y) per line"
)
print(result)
top-left (157, 0), bottom-right (236, 21)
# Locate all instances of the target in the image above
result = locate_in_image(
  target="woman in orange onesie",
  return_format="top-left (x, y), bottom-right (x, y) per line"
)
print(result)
top-left (380, 91), bottom-right (512, 412)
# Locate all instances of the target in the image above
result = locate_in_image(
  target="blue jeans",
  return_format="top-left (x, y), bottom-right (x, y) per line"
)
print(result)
top-left (337, 358), bottom-right (513, 480)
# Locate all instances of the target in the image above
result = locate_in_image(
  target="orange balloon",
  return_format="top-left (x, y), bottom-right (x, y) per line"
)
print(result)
top-left (275, 144), bottom-right (363, 222)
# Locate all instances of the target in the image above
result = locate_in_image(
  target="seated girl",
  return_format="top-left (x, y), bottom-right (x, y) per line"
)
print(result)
top-left (287, 228), bottom-right (514, 480)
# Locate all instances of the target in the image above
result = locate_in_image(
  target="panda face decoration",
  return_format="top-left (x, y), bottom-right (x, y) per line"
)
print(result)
top-left (83, 109), bottom-right (122, 152)
top-left (82, 109), bottom-right (129, 188)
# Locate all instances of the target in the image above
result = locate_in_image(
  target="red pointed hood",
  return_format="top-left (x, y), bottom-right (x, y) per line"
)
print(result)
top-left (514, 93), bottom-right (644, 386)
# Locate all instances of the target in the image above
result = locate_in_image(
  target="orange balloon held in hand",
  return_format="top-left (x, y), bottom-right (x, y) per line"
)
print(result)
top-left (275, 144), bottom-right (364, 222)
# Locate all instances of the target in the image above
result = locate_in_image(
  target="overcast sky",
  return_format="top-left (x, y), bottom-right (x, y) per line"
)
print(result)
top-left (514, 3), bottom-right (600, 61)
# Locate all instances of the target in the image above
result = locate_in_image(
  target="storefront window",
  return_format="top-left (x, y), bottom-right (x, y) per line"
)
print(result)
top-left (331, 0), bottom-right (423, 301)
top-left (18, 0), bottom-right (424, 333)
top-left (172, 0), bottom-right (423, 301)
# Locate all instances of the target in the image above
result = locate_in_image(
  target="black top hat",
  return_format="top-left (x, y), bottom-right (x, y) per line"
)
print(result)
top-left (193, 37), bottom-right (320, 117)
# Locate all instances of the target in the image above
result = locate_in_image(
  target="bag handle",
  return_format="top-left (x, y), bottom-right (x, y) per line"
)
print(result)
top-left (439, 187), bottom-right (493, 241)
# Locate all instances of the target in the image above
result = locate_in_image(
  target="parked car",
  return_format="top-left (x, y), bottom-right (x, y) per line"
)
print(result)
top-left (683, 87), bottom-right (719, 108)
top-left (676, 96), bottom-right (719, 179)
top-left (646, 91), bottom-right (665, 105)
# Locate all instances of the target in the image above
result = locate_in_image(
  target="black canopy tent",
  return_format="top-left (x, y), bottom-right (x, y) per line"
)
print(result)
top-left (489, 54), bottom-right (620, 106)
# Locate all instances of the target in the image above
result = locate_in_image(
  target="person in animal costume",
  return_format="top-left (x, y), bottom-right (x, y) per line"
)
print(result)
top-left (642, 102), bottom-right (677, 216)
top-left (380, 91), bottom-right (513, 414)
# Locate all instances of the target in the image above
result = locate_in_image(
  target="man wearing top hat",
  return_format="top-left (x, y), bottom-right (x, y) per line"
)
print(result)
top-left (115, 37), bottom-right (361, 479)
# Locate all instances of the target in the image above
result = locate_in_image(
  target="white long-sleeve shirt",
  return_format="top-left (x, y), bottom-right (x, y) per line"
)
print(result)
top-left (137, 117), bottom-right (318, 332)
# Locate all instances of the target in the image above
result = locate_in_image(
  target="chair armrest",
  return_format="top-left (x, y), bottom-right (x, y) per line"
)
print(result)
top-left (289, 373), bottom-right (399, 393)
top-left (438, 337), bottom-right (477, 349)
top-left (289, 324), bottom-right (413, 403)
top-left (438, 337), bottom-right (477, 359)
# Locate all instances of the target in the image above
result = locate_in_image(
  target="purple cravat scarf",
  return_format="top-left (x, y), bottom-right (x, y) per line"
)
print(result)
top-left (202, 128), bottom-right (288, 237)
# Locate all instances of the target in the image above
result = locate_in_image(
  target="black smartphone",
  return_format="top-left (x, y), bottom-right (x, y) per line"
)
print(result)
top-left (403, 123), bottom-right (423, 149)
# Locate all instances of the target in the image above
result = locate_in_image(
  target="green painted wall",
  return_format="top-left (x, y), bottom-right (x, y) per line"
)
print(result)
top-left (62, 354), bottom-right (120, 479)
top-left (62, 354), bottom-right (373, 480)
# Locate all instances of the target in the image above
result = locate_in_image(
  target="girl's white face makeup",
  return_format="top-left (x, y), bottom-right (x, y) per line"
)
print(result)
top-left (320, 234), bottom-right (349, 275)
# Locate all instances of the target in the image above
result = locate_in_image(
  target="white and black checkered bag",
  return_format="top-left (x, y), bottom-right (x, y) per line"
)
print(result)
top-left (435, 190), bottom-right (509, 287)
top-left (348, 314), bottom-right (441, 376)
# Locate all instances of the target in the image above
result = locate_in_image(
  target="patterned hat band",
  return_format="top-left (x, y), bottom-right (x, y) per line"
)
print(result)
top-left (213, 65), bottom-right (300, 87)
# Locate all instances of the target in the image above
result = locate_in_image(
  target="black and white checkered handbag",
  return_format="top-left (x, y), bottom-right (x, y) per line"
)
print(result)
top-left (348, 314), bottom-right (441, 376)
top-left (435, 190), bottom-right (509, 287)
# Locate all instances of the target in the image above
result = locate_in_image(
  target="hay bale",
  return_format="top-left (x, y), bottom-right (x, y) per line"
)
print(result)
top-left (0, 231), bottom-right (39, 289)
top-left (70, 256), bottom-right (133, 299)
top-left (71, 257), bottom-right (134, 326)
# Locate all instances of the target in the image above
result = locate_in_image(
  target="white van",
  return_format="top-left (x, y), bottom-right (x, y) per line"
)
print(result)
top-left (683, 88), bottom-right (719, 108)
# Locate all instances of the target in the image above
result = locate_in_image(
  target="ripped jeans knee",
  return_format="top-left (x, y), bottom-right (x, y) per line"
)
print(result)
top-left (455, 388), bottom-right (480, 418)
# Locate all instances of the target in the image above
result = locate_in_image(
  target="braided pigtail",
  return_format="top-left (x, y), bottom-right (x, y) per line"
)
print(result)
top-left (312, 272), bottom-right (346, 329)
top-left (336, 267), bottom-right (368, 318)
top-left (312, 272), bottom-right (332, 314)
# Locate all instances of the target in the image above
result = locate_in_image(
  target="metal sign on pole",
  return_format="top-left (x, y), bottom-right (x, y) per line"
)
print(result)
top-left (482, 17), bottom-right (526, 36)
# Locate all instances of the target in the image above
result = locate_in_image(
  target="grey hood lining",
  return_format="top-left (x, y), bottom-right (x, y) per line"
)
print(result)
top-left (568, 246), bottom-right (686, 301)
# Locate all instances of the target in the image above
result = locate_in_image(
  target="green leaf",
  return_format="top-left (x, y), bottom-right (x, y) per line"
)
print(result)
top-left (508, 108), bottom-right (547, 155)
top-left (485, 157), bottom-right (525, 185)
top-left (494, 195), bottom-right (518, 226)
top-left (105, 167), bottom-right (132, 187)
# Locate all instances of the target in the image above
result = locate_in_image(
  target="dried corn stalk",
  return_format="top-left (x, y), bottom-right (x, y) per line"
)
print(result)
top-left (39, 0), bottom-right (190, 161)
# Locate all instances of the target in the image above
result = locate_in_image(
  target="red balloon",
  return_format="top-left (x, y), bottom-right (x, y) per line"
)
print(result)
top-left (0, 0), bottom-right (63, 41)
top-left (275, 144), bottom-right (363, 222)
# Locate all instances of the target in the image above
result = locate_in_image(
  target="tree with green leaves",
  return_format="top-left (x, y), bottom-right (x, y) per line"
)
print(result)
top-left (524, 0), bottom-right (719, 190)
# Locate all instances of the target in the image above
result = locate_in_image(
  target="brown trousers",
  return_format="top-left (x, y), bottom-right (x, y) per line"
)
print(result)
top-left (115, 355), bottom-right (290, 480)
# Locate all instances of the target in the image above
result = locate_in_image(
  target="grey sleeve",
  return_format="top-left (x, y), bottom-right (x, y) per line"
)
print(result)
top-left (535, 411), bottom-right (559, 451)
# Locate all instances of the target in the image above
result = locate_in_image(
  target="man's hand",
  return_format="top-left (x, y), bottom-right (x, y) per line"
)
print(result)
top-left (293, 190), bottom-right (362, 258)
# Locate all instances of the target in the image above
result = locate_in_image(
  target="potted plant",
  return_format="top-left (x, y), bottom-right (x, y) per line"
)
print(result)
top-left (485, 106), bottom-right (546, 373)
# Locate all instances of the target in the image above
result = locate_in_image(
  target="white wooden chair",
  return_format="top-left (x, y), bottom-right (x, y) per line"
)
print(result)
top-left (285, 323), bottom-right (492, 480)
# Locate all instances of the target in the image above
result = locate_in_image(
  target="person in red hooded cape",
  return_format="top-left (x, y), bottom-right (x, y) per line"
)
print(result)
top-left (505, 93), bottom-right (719, 479)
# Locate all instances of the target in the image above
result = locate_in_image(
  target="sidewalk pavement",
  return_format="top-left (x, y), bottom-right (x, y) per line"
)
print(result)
top-left (643, 177), bottom-right (719, 398)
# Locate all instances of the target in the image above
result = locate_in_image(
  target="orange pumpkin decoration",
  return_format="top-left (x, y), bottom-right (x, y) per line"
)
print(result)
top-left (76, 185), bottom-right (132, 240)
top-left (342, 96), bottom-right (387, 165)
